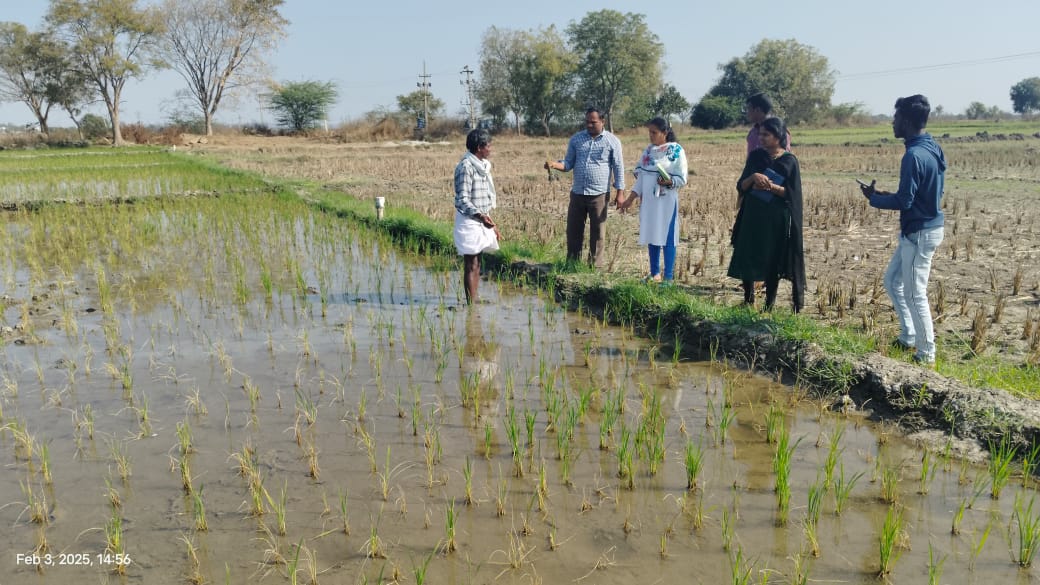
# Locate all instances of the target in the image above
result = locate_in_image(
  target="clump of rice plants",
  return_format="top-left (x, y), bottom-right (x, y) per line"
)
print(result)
top-left (877, 505), bottom-right (905, 577)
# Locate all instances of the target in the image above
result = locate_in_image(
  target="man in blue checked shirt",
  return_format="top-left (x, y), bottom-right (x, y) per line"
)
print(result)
top-left (545, 108), bottom-right (625, 267)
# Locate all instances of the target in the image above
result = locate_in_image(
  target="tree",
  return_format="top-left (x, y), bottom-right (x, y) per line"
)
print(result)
top-left (964, 102), bottom-right (1005, 120)
top-left (690, 95), bottom-right (743, 129)
top-left (47, 0), bottom-right (165, 145)
top-left (649, 84), bottom-right (690, 122)
top-left (268, 80), bottom-right (337, 132)
top-left (566, 10), bottom-right (663, 131)
top-left (157, 0), bottom-right (288, 135)
top-left (476, 27), bottom-right (527, 133)
top-left (512, 26), bottom-right (576, 136)
top-left (0, 22), bottom-right (89, 136)
top-left (704, 39), bottom-right (835, 125)
top-left (1010, 77), bottom-right (1040, 115)
top-left (396, 89), bottom-right (445, 122)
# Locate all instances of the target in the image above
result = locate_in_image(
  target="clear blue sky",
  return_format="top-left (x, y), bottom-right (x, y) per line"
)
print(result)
top-left (2, 0), bottom-right (1039, 127)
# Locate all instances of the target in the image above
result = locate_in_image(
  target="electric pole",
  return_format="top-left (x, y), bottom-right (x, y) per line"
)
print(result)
top-left (460, 65), bottom-right (477, 130)
top-left (416, 62), bottom-right (432, 139)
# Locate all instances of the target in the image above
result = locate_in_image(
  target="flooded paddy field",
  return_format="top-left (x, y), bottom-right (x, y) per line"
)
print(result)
top-left (0, 165), bottom-right (1037, 584)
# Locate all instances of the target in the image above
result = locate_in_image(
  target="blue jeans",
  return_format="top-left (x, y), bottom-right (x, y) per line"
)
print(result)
top-left (648, 204), bottom-right (678, 280)
top-left (884, 226), bottom-right (944, 360)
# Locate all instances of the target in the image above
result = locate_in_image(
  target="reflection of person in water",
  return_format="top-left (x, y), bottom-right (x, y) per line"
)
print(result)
top-left (461, 312), bottom-right (500, 398)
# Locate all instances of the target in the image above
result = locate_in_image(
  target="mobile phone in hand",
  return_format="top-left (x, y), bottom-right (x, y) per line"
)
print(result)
top-left (855, 179), bottom-right (870, 188)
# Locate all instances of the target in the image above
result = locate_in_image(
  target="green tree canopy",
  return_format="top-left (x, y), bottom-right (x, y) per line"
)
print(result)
top-left (700, 38), bottom-right (835, 126)
top-left (396, 89), bottom-right (445, 121)
top-left (1010, 77), bottom-right (1040, 115)
top-left (157, 0), bottom-right (289, 135)
top-left (690, 95), bottom-right (743, 129)
top-left (511, 26), bottom-right (577, 136)
top-left (268, 80), bottom-right (337, 131)
top-left (649, 84), bottom-right (690, 121)
top-left (566, 10), bottom-right (663, 131)
top-left (964, 101), bottom-right (1003, 120)
top-left (47, 0), bottom-right (165, 145)
top-left (476, 26), bottom-right (526, 132)
top-left (0, 23), bottom-right (61, 135)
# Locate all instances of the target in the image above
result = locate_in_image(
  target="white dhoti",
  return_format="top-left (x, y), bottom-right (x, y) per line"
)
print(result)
top-left (453, 211), bottom-right (499, 255)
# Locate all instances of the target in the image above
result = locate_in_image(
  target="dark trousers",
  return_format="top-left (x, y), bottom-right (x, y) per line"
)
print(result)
top-left (566, 192), bottom-right (608, 266)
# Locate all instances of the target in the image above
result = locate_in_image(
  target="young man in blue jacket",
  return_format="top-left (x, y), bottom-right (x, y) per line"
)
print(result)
top-left (860, 94), bottom-right (946, 365)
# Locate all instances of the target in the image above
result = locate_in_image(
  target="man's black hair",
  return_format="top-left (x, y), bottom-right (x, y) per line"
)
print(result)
top-left (466, 128), bottom-right (491, 154)
top-left (745, 93), bottom-right (773, 114)
top-left (894, 94), bottom-right (930, 131)
top-left (585, 107), bottom-right (604, 119)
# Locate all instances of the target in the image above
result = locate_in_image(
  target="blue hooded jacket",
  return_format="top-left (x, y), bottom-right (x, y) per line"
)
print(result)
top-left (869, 133), bottom-right (946, 235)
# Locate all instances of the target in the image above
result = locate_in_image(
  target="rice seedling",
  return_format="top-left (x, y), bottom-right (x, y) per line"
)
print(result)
top-left (968, 471), bottom-right (991, 508)
top-left (338, 489), bottom-right (351, 535)
top-left (989, 436), bottom-right (1017, 499)
top-left (524, 408), bottom-right (537, 449)
top-left (968, 521), bottom-right (992, 571)
top-left (788, 552), bottom-right (812, 585)
top-left (684, 440), bottom-right (705, 491)
top-left (483, 419), bottom-right (493, 459)
top-left (361, 516), bottom-right (387, 559)
top-left (179, 454), bottom-right (194, 494)
top-left (832, 462), bottom-right (865, 512)
top-left (803, 478), bottom-right (824, 557)
top-left (951, 498), bottom-right (967, 535)
top-left (822, 422), bottom-right (844, 490)
top-left (180, 533), bottom-right (205, 585)
top-left (176, 419), bottom-right (194, 455)
top-left (536, 460), bottom-right (549, 512)
top-left (927, 542), bottom-right (946, 585)
top-left (1022, 442), bottom-right (1040, 489)
top-left (918, 449), bottom-right (937, 495)
top-left (108, 438), bottom-right (132, 483)
top-left (504, 406), bottom-right (523, 477)
top-left (615, 422), bottom-right (634, 490)
top-left (104, 506), bottom-right (127, 575)
top-left (412, 549), bottom-right (435, 585)
top-left (763, 403), bottom-right (783, 445)
top-left (20, 478), bottom-right (48, 525)
top-left (880, 465), bottom-right (900, 505)
top-left (286, 538), bottom-right (303, 585)
top-left (720, 506), bottom-right (735, 552)
top-left (1011, 492), bottom-right (1040, 567)
top-left (729, 547), bottom-right (756, 585)
top-left (192, 484), bottom-right (208, 531)
top-left (38, 440), bottom-right (52, 486)
top-left (295, 388), bottom-right (318, 426)
top-left (877, 505), bottom-right (905, 577)
top-left (263, 480), bottom-right (288, 536)
top-left (105, 476), bottom-right (122, 510)
top-left (305, 438), bottom-right (321, 480)
top-left (443, 498), bottom-right (458, 554)
top-left (709, 397), bottom-right (737, 446)
top-left (463, 456), bottom-right (474, 506)
top-left (773, 425), bottom-right (799, 526)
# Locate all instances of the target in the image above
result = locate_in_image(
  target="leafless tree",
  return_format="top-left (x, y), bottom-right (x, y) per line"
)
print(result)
top-left (157, 0), bottom-right (288, 135)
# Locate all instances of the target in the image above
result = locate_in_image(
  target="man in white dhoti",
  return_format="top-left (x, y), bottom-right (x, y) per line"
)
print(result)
top-left (453, 129), bottom-right (501, 304)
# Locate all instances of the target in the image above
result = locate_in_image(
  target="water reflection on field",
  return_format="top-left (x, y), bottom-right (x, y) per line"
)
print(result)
top-left (0, 195), bottom-right (1035, 585)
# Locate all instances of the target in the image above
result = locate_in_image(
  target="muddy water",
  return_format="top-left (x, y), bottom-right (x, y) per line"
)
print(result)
top-left (0, 196), bottom-right (1036, 585)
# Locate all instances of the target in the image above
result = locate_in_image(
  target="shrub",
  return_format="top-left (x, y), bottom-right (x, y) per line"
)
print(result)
top-left (80, 114), bottom-right (111, 141)
top-left (691, 96), bottom-right (743, 129)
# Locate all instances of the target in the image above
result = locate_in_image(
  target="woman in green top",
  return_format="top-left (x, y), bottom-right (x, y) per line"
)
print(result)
top-left (728, 117), bottom-right (805, 312)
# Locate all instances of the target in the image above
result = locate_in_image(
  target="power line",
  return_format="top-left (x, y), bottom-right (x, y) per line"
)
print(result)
top-left (839, 51), bottom-right (1040, 81)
